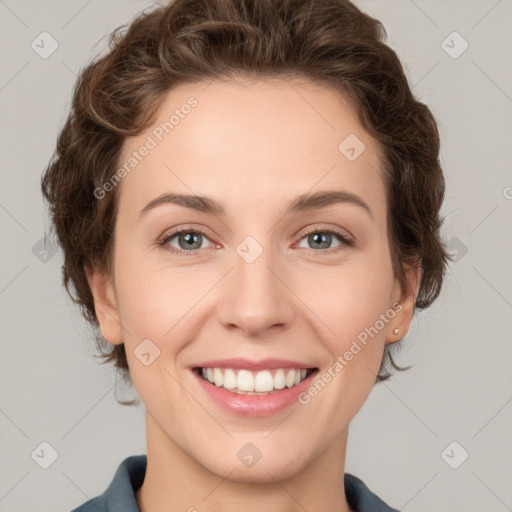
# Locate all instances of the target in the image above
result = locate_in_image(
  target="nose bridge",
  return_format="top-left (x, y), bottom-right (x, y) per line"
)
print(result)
top-left (218, 234), bottom-right (293, 335)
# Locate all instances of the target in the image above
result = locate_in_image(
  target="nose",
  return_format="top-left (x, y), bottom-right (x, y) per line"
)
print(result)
top-left (216, 241), bottom-right (295, 337)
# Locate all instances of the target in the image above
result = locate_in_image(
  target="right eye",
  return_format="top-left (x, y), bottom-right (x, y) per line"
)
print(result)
top-left (159, 227), bottom-right (215, 254)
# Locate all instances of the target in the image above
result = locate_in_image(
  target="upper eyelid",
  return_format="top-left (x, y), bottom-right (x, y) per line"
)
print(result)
top-left (162, 224), bottom-right (352, 239)
top-left (295, 224), bottom-right (353, 240)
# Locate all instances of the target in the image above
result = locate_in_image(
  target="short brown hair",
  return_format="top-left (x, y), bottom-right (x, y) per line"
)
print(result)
top-left (41, 0), bottom-right (450, 394)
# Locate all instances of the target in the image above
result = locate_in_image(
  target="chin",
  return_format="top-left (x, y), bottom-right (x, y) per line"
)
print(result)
top-left (197, 447), bottom-right (310, 484)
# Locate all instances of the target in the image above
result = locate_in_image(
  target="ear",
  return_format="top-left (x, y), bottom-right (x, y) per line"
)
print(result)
top-left (386, 261), bottom-right (422, 344)
top-left (84, 264), bottom-right (124, 345)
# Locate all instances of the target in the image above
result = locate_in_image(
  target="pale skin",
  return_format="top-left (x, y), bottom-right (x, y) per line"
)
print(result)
top-left (86, 77), bottom-right (420, 512)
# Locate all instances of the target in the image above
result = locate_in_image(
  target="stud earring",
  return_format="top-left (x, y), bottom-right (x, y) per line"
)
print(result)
top-left (393, 328), bottom-right (399, 335)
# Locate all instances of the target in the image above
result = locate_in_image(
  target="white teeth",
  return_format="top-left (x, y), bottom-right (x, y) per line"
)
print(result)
top-left (223, 369), bottom-right (237, 389)
top-left (285, 370), bottom-right (295, 388)
top-left (273, 369), bottom-right (286, 389)
top-left (200, 367), bottom-right (312, 393)
top-left (213, 368), bottom-right (224, 387)
top-left (254, 370), bottom-right (274, 392)
top-left (237, 370), bottom-right (254, 391)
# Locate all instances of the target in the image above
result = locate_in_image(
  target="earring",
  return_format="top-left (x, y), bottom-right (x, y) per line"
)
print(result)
top-left (393, 328), bottom-right (399, 335)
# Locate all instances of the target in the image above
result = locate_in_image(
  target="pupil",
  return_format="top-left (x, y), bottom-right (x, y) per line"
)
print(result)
top-left (181, 232), bottom-right (201, 250)
top-left (310, 232), bottom-right (330, 249)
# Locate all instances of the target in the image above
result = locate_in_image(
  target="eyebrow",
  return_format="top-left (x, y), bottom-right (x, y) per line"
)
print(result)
top-left (138, 189), bottom-right (373, 221)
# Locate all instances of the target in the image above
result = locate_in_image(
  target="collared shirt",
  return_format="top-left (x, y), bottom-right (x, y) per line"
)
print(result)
top-left (70, 455), bottom-right (401, 512)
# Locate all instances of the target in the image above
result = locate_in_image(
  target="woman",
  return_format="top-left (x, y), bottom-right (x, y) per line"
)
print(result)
top-left (42, 0), bottom-right (449, 510)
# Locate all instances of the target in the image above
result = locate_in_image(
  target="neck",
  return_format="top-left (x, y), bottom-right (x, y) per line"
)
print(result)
top-left (136, 412), bottom-right (352, 512)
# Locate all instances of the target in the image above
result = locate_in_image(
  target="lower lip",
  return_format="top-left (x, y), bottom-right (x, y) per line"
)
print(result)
top-left (192, 369), bottom-right (318, 416)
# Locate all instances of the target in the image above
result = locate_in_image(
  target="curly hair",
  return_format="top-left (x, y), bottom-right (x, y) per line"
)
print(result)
top-left (41, 0), bottom-right (450, 398)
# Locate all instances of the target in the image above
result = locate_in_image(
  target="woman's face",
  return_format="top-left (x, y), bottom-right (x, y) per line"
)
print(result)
top-left (88, 77), bottom-right (418, 481)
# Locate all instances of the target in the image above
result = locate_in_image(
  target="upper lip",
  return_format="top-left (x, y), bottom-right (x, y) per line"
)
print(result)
top-left (192, 358), bottom-right (318, 371)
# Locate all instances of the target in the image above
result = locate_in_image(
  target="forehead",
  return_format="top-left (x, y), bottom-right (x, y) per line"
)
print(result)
top-left (116, 78), bottom-right (385, 220)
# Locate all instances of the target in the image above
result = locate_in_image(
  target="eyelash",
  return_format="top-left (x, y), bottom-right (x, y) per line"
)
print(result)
top-left (158, 225), bottom-right (354, 256)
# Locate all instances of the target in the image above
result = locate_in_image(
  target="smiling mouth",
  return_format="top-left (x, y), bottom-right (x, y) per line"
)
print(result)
top-left (193, 366), bottom-right (318, 395)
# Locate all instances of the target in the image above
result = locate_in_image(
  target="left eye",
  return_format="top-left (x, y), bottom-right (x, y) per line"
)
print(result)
top-left (160, 227), bottom-right (352, 254)
top-left (296, 229), bottom-right (352, 251)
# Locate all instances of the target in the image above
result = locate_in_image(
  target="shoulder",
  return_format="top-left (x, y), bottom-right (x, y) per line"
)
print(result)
top-left (70, 502), bottom-right (105, 512)
top-left (344, 473), bottom-right (402, 512)
top-left (69, 454), bottom-right (147, 512)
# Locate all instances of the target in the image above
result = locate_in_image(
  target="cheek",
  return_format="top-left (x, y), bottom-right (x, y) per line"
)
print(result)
top-left (111, 243), bottom-right (185, 353)
top-left (315, 255), bottom-right (394, 360)
top-left (116, 268), bottom-right (198, 342)
top-left (113, 257), bottom-right (198, 406)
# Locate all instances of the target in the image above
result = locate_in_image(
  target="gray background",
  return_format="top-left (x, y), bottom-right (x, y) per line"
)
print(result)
top-left (1, 0), bottom-right (511, 511)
